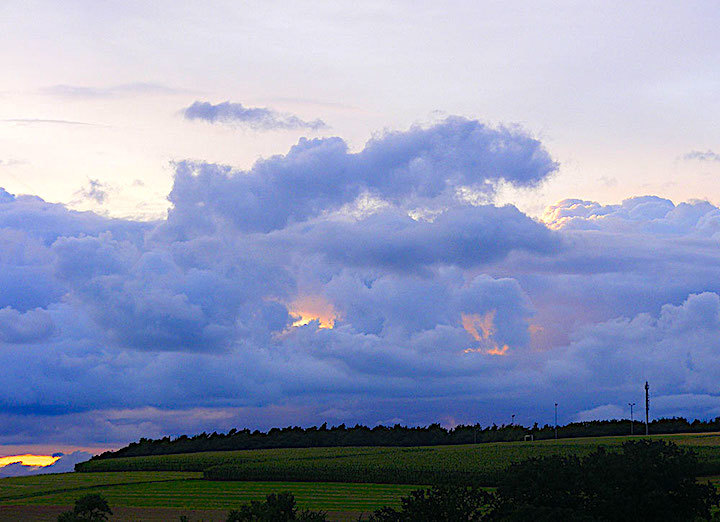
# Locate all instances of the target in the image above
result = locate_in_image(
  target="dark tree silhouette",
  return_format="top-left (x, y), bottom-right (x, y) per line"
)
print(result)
top-left (56, 493), bottom-right (112, 521)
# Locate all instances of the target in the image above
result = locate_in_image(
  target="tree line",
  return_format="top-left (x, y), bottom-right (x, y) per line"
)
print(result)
top-left (90, 416), bottom-right (720, 460)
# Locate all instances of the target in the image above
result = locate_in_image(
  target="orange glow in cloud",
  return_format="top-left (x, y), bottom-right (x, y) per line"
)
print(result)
top-left (461, 311), bottom-right (496, 342)
top-left (289, 295), bottom-right (337, 329)
top-left (461, 311), bottom-right (509, 356)
top-left (486, 344), bottom-right (509, 356)
top-left (0, 454), bottom-right (59, 467)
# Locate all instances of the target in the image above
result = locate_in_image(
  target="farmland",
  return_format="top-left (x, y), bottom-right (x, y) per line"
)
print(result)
top-left (1, 433), bottom-right (719, 520)
top-left (0, 472), bottom-right (418, 521)
top-left (77, 432), bottom-right (720, 486)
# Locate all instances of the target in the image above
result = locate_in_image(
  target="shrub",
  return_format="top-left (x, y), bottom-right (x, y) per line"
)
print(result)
top-left (56, 493), bottom-right (112, 521)
top-left (368, 484), bottom-right (494, 521)
top-left (225, 492), bottom-right (327, 521)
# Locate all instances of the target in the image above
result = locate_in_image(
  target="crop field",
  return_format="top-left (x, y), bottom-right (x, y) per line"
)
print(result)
top-left (0, 471), bottom-right (201, 502)
top-left (76, 432), bottom-right (720, 486)
top-left (1, 434), bottom-right (720, 519)
top-left (0, 472), bottom-right (418, 520)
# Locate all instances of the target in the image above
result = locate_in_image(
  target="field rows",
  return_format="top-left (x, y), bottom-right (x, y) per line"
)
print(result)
top-left (0, 475), bottom-right (419, 511)
top-left (0, 472), bottom-right (202, 501)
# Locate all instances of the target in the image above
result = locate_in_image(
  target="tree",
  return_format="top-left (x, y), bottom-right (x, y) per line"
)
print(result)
top-left (369, 484), bottom-right (494, 521)
top-left (226, 492), bottom-right (327, 521)
top-left (492, 440), bottom-right (719, 521)
top-left (56, 494), bottom-right (112, 521)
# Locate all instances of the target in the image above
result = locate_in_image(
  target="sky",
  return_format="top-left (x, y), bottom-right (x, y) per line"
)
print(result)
top-left (1, 1), bottom-right (720, 455)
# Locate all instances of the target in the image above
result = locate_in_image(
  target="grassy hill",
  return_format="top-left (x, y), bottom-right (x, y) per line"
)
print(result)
top-left (76, 432), bottom-right (720, 486)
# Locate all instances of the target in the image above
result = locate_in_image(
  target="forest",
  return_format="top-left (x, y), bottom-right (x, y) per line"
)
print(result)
top-left (90, 416), bottom-right (720, 460)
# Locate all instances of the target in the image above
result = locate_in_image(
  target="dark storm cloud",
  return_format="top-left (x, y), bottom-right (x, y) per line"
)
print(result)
top-left (182, 100), bottom-right (327, 131)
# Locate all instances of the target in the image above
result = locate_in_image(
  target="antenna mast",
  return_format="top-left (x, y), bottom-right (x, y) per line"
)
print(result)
top-left (644, 381), bottom-right (649, 436)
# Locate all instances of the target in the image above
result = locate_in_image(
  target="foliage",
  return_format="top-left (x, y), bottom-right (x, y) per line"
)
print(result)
top-left (368, 484), bottom-right (494, 521)
top-left (82, 417), bottom-right (720, 462)
top-left (56, 493), bottom-right (113, 521)
top-left (225, 492), bottom-right (327, 521)
top-left (492, 440), bottom-right (719, 521)
top-left (368, 440), bottom-right (719, 521)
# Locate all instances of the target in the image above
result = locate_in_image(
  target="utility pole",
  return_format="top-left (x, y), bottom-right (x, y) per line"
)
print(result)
top-left (554, 402), bottom-right (558, 440)
top-left (645, 381), bottom-right (650, 436)
top-left (628, 402), bottom-right (635, 435)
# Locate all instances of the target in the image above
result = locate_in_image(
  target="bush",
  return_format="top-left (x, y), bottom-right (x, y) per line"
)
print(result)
top-left (368, 484), bottom-right (494, 521)
top-left (56, 494), bottom-right (112, 521)
top-left (225, 492), bottom-right (327, 521)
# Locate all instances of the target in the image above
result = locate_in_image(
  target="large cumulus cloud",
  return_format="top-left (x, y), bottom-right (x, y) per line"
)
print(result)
top-left (1, 117), bottom-right (720, 448)
top-left (166, 117), bottom-right (557, 234)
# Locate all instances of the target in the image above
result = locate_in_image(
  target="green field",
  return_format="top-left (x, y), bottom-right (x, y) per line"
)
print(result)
top-left (0, 471), bottom-right (418, 520)
top-left (76, 432), bottom-right (720, 486)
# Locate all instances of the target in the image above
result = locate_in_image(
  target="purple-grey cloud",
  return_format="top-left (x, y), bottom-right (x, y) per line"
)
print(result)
top-left (168, 117), bottom-right (557, 233)
top-left (683, 150), bottom-right (720, 162)
top-left (74, 179), bottom-right (109, 204)
top-left (1, 119), bottom-right (96, 126)
top-left (183, 100), bottom-right (328, 131)
top-left (1, 118), bottom-right (720, 448)
top-left (42, 82), bottom-right (192, 98)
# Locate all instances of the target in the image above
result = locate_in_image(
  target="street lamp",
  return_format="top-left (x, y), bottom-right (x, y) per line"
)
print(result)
top-left (554, 402), bottom-right (558, 440)
top-left (511, 414), bottom-right (515, 426)
top-left (628, 402), bottom-right (636, 435)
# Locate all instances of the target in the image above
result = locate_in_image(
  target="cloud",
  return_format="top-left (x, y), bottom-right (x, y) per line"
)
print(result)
top-left (2, 117), bottom-right (720, 446)
top-left (683, 150), bottom-right (720, 162)
top-left (74, 179), bottom-right (109, 204)
top-left (183, 100), bottom-right (328, 131)
top-left (543, 292), bottom-right (720, 420)
top-left (167, 117), bottom-right (557, 233)
top-left (1, 119), bottom-right (97, 126)
top-left (0, 159), bottom-right (24, 168)
top-left (575, 404), bottom-right (624, 421)
top-left (42, 83), bottom-right (191, 98)
top-left (0, 307), bottom-right (55, 344)
top-left (272, 204), bottom-right (560, 271)
top-left (0, 451), bottom-right (91, 477)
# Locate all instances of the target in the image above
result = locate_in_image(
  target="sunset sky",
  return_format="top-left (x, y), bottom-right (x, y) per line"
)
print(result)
top-left (1, 1), bottom-right (720, 455)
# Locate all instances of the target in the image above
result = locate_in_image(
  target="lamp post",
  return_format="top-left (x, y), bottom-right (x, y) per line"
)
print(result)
top-left (511, 414), bottom-right (515, 426)
top-left (628, 402), bottom-right (636, 435)
top-left (554, 402), bottom-right (558, 440)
